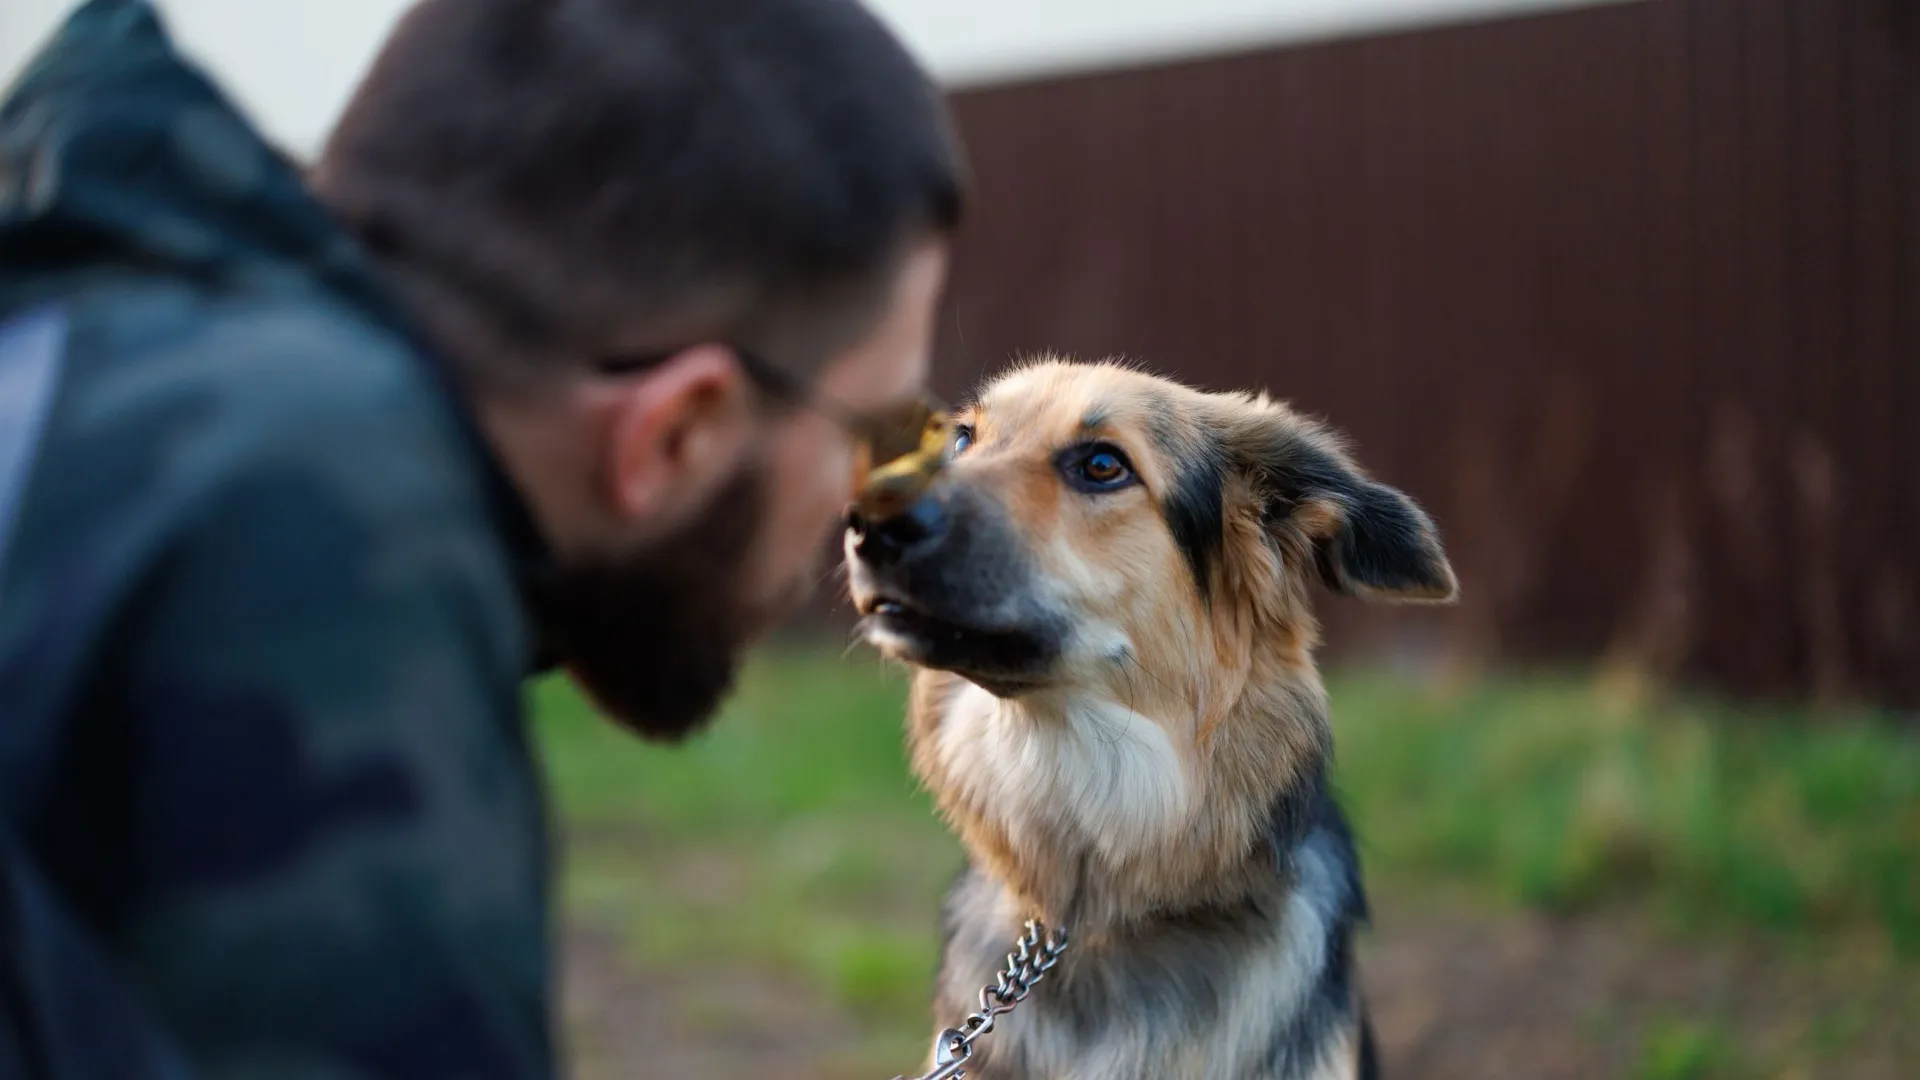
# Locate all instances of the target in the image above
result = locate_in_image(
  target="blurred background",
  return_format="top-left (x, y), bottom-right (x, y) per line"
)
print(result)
top-left (4, 1), bottom-right (1915, 1077)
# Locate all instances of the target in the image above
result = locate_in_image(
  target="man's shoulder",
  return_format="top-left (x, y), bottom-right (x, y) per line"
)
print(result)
top-left (9, 274), bottom-right (513, 558)
top-left (61, 277), bottom-right (464, 473)
top-left (3, 274), bottom-right (525, 677)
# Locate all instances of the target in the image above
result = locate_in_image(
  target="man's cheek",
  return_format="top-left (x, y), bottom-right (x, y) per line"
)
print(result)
top-left (743, 499), bottom-right (815, 620)
top-left (784, 425), bottom-right (857, 555)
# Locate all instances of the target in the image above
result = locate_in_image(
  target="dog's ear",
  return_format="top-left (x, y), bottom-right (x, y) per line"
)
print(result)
top-left (1309, 473), bottom-right (1459, 602)
top-left (1234, 408), bottom-right (1458, 604)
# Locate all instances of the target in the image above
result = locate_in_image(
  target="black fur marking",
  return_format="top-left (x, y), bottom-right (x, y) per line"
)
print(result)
top-left (1249, 431), bottom-right (1352, 512)
top-left (1255, 434), bottom-right (1448, 599)
top-left (1359, 1013), bottom-right (1382, 1080)
top-left (1148, 409), bottom-right (1227, 599)
top-left (1259, 768), bottom-right (1373, 1078)
top-left (1264, 765), bottom-right (1324, 871)
top-left (854, 485), bottom-right (1069, 689)
top-left (1315, 480), bottom-right (1450, 597)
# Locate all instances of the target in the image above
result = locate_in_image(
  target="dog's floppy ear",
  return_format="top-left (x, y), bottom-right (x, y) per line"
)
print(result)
top-left (1234, 406), bottom-right (1458, 604)
top-left (1310, 472), bottom-right (1459, 602)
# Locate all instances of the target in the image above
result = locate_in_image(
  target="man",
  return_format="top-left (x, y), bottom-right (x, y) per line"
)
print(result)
top-left (0, 0), bottom-right (962, 1076)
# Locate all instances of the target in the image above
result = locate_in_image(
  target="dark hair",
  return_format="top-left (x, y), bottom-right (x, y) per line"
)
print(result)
top-left (312, 0), bottom-right (965, 384)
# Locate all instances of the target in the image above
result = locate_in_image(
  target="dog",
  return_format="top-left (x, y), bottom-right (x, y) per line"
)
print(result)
top-left (846, 358), bottom-right (1458, 1080)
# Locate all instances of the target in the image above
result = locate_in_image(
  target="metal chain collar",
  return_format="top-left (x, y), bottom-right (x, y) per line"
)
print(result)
top-left (890, 920), bottom-right (1071, 1080)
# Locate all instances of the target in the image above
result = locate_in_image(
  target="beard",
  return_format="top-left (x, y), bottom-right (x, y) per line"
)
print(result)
top-left (526, 465), bottom-right (795, 742)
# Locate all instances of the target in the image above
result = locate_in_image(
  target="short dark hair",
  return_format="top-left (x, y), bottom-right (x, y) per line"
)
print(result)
top-left (312, 0), bottom-right (965, 384)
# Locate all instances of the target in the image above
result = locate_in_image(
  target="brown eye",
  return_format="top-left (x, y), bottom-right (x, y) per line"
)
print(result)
top-left (1057, 443), bottom-right (1136, 493)
top-left (1082, 451), bottom-right (1125, 484)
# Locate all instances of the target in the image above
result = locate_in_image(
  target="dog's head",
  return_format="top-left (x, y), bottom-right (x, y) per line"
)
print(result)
top-left (847, 358), bottom-right (1456, 705)
top-left (848, 358), bottom-right (1456, 921)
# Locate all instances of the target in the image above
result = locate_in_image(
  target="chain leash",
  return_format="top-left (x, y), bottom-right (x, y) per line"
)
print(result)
top-left (888, 919), bottom-right (1070, 1080)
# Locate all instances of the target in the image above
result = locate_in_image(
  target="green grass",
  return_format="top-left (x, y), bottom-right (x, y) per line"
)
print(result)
top-left (536, 647), bottom-right (1918, 1070)
top-left (1634, 1016), bottom-right (1741, 1080)
top-left (1330, 672), bottom-right (1920, 953)
top-left (540, 649), bottom-right (1919, 950)
top-left (538, 653), bottom-right (957, 1071)
top-left (535, 651), bottom-right (929, 830)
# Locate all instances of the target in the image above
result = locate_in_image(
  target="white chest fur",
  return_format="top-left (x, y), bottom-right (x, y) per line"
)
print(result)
top-left (934, 682), bottom-right (1196, 863)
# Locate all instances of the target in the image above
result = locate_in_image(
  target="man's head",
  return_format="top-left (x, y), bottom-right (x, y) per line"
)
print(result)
top-left (311, 0), bottom-right (963, 739)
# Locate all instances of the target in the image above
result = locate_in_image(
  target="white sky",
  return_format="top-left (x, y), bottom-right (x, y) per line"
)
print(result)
top-left (1, 0), bottom-right (1640, 159)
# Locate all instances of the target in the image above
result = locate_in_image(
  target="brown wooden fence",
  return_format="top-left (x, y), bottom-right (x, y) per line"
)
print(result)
top-left (898, 0), bottom-right (1919, 708)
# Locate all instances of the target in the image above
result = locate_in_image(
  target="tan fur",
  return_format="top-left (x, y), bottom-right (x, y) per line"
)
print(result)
top-left (907, 360), bottom-right (1414, 932)
top-left (852, 357), bottom-right (1456, 1079)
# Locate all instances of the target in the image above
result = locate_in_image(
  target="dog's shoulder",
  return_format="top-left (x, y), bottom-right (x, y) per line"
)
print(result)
top-left (1264, 765), bottom-right (1368, 926)
top-left (1251, 770), bottom-right (1374, 1080)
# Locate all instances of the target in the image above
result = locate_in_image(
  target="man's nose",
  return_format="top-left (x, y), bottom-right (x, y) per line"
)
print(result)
top-left (848, 496), bottom-right (949, 568)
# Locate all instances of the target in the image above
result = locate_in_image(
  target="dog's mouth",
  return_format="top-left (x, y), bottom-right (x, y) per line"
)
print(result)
top-left (856, 593), bottom-right (1058, 696)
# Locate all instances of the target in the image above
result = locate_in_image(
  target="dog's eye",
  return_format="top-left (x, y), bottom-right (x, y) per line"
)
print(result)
top-left (1083, 451), bottom-right (1126, 483)
top-left (1058, 443), bottom-right (1136, 493)
top-left (953, 424), bottom-right (975, 455)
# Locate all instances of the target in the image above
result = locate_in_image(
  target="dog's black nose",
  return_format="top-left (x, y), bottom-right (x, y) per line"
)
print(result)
top-left (850, 497), bottom-right (948, 568)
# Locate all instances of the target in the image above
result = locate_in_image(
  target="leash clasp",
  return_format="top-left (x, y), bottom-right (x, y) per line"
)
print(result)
top-left (891, 1027), bottom-right (971, 1080)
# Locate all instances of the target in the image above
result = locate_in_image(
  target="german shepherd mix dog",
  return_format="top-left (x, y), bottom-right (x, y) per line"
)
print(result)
top-left (846, 359), bottom-right (1457, 1080)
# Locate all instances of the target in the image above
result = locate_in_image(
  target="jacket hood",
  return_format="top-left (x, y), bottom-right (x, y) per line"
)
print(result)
top-left (0, 0), bottom-right (559, 645)
top-left (0, 0), bottom-right (381, 313)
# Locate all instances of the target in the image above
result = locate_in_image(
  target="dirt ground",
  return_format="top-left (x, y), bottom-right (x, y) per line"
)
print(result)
top-left (1357, 896), bottom-right (1913, 1080)
top-left (561, 892), bottom-right (1915, 1080)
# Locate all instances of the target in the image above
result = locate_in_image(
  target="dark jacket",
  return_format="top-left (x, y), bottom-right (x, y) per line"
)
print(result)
top-left (0, 3), bottom-right (556, 1077)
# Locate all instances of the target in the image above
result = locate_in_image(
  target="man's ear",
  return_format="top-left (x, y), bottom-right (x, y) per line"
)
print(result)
top-left (1236, 408), bottom-right (1458, 604)
top-left (605, 345), bottom-right (755, 523)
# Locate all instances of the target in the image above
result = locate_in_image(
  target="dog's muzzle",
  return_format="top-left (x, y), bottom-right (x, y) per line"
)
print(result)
top-left (846, 489), bottom-right (1066, 694)
top-left (848, 496), bottom-right (949, 570)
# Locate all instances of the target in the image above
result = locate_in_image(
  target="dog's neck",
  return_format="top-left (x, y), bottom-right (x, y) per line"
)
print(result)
top-left (912, 671), bottom-right (1333, 939)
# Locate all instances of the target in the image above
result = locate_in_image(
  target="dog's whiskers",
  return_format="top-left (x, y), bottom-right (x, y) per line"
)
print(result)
top-left (1117, 647), bottom-right (1204, 727)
